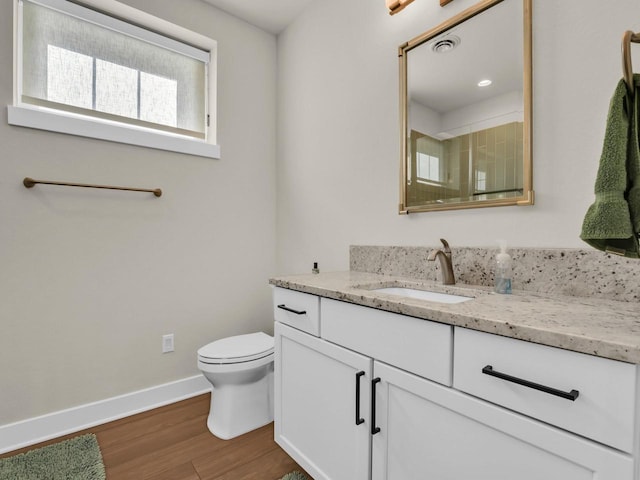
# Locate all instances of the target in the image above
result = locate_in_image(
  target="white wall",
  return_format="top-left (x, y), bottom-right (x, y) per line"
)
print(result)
top-left (276, 0), bottom-right (640, 275)
top-left (441, 91), bottom-right (523, 137)
top-left (0, 0), bottom-right (277, 425)
top-left (409, 100), bottom-right (441, 137)
top-left (410, 91), bottom-right (522, 138)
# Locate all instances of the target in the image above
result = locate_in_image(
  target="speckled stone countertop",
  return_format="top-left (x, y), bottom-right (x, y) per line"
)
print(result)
top-left (269, 271), bottom-right (640, 364)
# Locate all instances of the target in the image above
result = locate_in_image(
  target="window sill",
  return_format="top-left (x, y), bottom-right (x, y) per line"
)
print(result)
top-left (7, 105), bottom-right (220, 159)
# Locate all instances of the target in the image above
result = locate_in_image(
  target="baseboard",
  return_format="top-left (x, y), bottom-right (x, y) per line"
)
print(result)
top-left (0, 375), bottom-right (212, 454)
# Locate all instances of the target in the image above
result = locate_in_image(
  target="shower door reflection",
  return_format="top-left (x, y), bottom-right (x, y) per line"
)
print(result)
top-left (407, 121), bottom-right (523, 206)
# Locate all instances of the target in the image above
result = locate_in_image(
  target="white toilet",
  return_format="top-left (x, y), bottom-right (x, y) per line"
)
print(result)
top-left (197, 332), bottom-right (274, 440)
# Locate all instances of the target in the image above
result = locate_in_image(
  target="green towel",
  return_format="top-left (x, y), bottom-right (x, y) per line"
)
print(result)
top-left (580, 75), bottom-right (640, 258)
top-left (628, 78), bottom-right (640, 236)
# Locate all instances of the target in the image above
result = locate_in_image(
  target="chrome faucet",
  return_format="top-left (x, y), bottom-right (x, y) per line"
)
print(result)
top-left (428, 238), bottom-right (455, 285)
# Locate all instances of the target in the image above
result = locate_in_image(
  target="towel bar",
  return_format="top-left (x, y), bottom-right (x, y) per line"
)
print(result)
top-left (23, 177), bottom-right (162, 197)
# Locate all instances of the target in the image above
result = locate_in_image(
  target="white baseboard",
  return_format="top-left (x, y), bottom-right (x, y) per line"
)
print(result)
top-left (0, 375), bottom-right (212, 454)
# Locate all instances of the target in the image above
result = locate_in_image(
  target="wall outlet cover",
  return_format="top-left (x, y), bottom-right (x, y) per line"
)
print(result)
top-left (162, 334), bottom-right (174, 353)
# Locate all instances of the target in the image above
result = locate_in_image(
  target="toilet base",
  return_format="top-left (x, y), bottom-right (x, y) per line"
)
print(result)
top-left (206, 366), bottom-right (274, 440)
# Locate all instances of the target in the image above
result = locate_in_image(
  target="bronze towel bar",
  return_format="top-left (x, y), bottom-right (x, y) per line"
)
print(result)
top-left (622, 30), bottom-right (640, 93)
top-left (23, 177), bottom-right (162, 197)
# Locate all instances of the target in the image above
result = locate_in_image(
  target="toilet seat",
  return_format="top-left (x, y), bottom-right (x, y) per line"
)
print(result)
top-left (198, 332), bottom-right (274, 365)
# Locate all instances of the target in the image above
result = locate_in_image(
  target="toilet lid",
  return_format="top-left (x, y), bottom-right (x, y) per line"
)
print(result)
top-left (198, 332), bottom-right (274, 364)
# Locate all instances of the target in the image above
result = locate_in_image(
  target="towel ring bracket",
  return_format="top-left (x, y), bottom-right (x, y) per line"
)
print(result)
top-left (622, 30), bottom-right (640, 93)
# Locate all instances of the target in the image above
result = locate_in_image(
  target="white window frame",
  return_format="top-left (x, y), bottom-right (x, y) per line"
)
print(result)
top-left (9, 0), bottom-right (220, 159)
top-left (416, 151), bottom-right (441, 184)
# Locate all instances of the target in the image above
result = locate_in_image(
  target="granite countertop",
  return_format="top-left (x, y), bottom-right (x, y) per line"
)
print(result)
top-left (269, 271), bottom-right (640, 364)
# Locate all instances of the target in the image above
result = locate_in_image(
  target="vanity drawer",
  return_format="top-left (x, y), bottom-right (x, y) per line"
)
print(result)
top-left (321, 298), bottom-right (453, 386)
top-left (273, 287), bottom-right (320, 336)
top-left (453, 327), bottom-right (637, 453)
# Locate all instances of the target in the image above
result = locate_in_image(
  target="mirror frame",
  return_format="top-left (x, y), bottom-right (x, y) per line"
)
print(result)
top-left (398, 0), bottom-right (533, 214)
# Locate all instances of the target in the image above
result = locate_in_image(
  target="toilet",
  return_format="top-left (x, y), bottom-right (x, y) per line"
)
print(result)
top-left (197, 332), bottom-right (274, 440)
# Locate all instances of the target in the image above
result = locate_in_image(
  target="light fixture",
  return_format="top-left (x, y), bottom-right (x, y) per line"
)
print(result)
top-left (387, 0), bottom-right (453, 14)
top-left (477, 79), bottom-right (493, 87)
top-left (386, 0), bottom-right (415, 15)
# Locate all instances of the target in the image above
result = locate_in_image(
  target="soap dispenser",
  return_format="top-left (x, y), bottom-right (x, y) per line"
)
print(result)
top-left (495, 242), bottom-right (512, 294)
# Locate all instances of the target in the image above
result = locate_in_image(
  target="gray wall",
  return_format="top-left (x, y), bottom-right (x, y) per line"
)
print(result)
top-left (276, 0), bottom-right (640, 274)
top-left (0, 0), bottom-right (277, 425)
top-left (4, 0), bottom-right (640, 429)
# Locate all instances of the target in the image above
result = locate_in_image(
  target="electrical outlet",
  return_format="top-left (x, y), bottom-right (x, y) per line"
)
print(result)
top-left (162, 334), bottom-right (174, 353)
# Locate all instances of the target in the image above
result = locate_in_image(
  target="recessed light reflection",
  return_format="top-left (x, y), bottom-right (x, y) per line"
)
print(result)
top-left (478, 79), bottom-right (492, 87)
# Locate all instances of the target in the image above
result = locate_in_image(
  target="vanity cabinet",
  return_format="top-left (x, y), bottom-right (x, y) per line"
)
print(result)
top-left (372, 361), bottom-right (633, 480)
top-left (273, 287), bottom-right (320, 336)
top-left (272, 287), bottom-right (636, 480)
top-left (453, 327), bottom-right (638, 453)
top-left (274, 322), bottom-right (371, 480)
top-left (321, 298), bottom-right (452, 386)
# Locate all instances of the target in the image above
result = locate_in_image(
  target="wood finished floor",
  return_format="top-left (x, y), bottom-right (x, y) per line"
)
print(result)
top-left (0, 393), bottom-right (307, 480)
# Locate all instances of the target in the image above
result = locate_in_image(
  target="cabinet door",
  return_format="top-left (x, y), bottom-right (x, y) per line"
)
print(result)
top-left (275, 322), bottom-right (372, 480)
top-left (371, 361), bottom-right (633, 480)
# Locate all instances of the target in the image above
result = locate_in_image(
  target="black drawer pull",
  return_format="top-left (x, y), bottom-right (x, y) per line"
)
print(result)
top-left (277, 304), bottom-right (307, 315)
top-left (371, 377), bottom-right (381, 435)
top-left (355, 371), bottom-right (365, 425)
top-left (482, 365), bottom-right (580, 401)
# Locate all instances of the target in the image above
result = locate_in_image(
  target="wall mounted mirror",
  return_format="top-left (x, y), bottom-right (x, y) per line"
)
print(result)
top-left (398, 0), bottom-right (533, 213)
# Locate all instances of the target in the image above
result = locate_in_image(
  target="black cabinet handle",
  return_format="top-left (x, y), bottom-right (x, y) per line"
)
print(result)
top-left (277, 304), bottom-right (306, 315)
top-left (482, 365), bottom-right (579, 401)
top-left (371, 377), bottom-right (381, 435)
top-left (355, 371), bottom-right (365, 425)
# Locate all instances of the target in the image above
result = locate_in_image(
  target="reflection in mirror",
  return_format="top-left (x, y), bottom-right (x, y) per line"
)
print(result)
top-left (399, 0), bottom-right (533, 213)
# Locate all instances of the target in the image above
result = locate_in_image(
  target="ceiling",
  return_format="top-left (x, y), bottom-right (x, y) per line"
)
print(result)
top-left (408, 0), bottom-right (523, 114)
top-left (201, 0), bottom-right (316, 35)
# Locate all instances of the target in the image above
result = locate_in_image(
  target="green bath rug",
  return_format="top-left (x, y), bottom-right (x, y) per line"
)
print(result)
top-left (280, 471), bottom-right (311, 480)
top-left (0, 433), bottom-right (105, 480)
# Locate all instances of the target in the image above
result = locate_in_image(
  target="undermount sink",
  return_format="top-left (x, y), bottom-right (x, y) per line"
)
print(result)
top-left (371, 287), bottom-right (472, 304)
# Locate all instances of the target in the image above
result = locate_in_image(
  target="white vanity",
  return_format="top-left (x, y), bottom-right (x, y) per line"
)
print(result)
top-left (270, 272), bottom-right (640, 480)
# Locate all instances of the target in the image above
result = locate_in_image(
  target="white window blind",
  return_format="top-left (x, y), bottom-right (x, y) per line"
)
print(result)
top-left (19, 0), bottom-right (209, 140)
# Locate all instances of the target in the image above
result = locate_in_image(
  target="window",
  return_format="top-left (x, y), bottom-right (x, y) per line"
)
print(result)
top-left (476, 170), bottom-right (487, 192)
top-left (416, 152), bottom-right (441, 183)
top-left (10, 0), bottom-right (219, 158)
